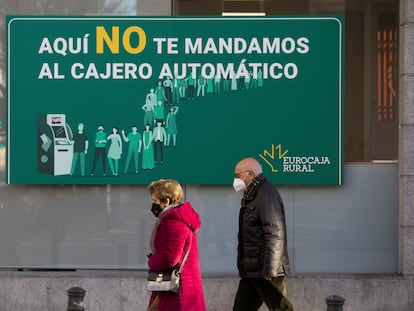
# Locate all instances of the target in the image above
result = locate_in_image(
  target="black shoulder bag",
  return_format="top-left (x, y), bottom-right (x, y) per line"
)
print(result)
top-left (146, 247), bottom-right (191, 294)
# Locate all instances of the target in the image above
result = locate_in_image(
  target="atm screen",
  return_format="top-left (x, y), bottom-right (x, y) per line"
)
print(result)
top-left (52, 126), bottom-right (66, 138)
top-left (51, 117), bottom-right (61, 124)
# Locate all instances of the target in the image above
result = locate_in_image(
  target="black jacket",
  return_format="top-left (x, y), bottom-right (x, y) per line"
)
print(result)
top-left (237, 174), bottom-right (291, 278)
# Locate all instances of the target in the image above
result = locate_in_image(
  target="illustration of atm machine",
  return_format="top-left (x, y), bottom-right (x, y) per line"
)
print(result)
top-left (38, 114), bottom-right (73, 175)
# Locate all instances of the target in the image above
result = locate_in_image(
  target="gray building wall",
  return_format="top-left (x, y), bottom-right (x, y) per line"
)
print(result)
top-left (0, 0), bottom-right (413, 310)
top-left (400, 0), bottom-right (414, 277)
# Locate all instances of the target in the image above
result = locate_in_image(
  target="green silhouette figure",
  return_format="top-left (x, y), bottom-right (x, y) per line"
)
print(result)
top-left (153, 120), bottom-right (167, 164)
top-left (163, 77), bottom-right (173, 105)
top-left (107, 127), bottom-right (122, 176)
top-left (142, 124), bottom-right (155, 170)
top-left (214, 75), bottom-right (221, 93)
top-left (70, 123), bottom-right (89, 176)
top-left (258, 69), bottom-right (264, 87)
top-left (90, 124), bottom-right (107, 176)
top-left (154, 100), bottom-right (165, 123)
top-left (142, 95), bottom-right (154, 126)
top-left (155, 79), bottom-right (167, 105)
top-left (244, 73), bottom-right (251, 89)
top-left (121, 125), bottom-right (142, 174)
top-left (179, 78), bottom-right (186, 99)
top-left (231, 73), bottom-right (238, 91)
top-left (223, 77), bottom-right (230, 92)
top-left (172, 75), bottom-right (181, 105)
top-left (146, 88), bottom-right (156, 109)
top-left (166, 106), bottom-right (179, 147)
top-left (187, 74), bottom-right (195, 100)
top-left (197, 75), bottom-right (206, 97)
top-left (250, 70), bottom-right (258, 88)
top-left (207, 78), bottom-right (214, 94)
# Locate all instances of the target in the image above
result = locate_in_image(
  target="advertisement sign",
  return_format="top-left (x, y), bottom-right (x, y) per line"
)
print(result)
top-left (6, 16), bottom-right (344, 185)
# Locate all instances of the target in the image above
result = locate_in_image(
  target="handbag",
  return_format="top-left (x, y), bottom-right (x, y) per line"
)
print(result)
top-left (146, 248), bottom-right (190, 293)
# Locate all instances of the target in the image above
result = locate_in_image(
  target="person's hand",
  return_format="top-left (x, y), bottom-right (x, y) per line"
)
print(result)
top-left (264, 275), bottom-right (273, 281)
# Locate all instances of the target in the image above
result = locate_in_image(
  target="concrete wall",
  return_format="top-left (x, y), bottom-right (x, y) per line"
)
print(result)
top-left (0, 272), bottom-right (413, 311)
top-left (400, 0), bottom-right (414, 277)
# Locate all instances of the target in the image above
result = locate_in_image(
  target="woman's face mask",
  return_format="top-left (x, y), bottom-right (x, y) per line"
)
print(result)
top-left (151, 203), bottom-right (163, 217)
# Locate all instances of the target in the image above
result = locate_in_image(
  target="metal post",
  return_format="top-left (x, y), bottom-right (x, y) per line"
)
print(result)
top-left (325, 295), bottom-right (345, 311)
top-left (67, 287), bottom-right (86, 311)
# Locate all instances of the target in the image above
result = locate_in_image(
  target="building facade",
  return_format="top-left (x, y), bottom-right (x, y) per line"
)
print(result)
top-left (0, 0), bottom-right (413, 310)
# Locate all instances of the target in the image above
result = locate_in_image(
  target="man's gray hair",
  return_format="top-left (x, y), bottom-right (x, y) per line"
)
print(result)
top-left (250, 158), bottom-right (263, 176)
top-left (239, 157), bottom-right (263, 176)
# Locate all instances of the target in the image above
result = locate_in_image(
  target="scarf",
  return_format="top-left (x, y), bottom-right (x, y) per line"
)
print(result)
top-left (243, 173), bottom-right (266, 201)
top-left (149, 203), bottom-right (179, 253)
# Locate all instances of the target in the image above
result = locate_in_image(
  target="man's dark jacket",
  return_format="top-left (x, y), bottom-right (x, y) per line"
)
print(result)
top-left (237, 174), bottom-right (291, 278)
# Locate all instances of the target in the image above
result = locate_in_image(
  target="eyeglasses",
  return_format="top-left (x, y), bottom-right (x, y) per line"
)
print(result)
top-left (234, 170), bottom-right (250, 178)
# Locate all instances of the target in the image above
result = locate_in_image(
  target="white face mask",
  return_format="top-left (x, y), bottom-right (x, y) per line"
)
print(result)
top-left (233, 178), bottom-right (247, 192)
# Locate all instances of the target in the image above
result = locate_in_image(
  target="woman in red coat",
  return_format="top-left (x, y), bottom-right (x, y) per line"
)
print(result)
top-left (147, 179), bottom-right (206, 311)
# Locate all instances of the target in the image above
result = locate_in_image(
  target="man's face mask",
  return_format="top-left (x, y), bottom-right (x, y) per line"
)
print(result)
top-left (233, 178), bottom-right (247, 192)
top-left (151, 203), bottom-right (163, 217)
top-left (233, 170), bottom-right (250, 192)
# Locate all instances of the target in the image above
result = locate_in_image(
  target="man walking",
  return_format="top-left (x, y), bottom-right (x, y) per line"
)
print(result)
top-left (232, 157), bottom-right (294, 311)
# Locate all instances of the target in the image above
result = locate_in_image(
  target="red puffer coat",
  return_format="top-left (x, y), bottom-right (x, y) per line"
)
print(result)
top-left (148, 201), bottom-right (206, 311)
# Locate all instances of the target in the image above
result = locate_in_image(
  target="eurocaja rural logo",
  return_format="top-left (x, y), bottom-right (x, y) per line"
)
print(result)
top-left (259, 144), bottom-right (331, 174)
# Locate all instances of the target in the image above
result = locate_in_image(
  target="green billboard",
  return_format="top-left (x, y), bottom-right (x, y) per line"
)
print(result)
top-left (6, 16), bottom-right (344, 185)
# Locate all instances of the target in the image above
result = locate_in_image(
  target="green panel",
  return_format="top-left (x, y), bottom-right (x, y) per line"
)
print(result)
top-left (6, 16), bottom-right (344, 185)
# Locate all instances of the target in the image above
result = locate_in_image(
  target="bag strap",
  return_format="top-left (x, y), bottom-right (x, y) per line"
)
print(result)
top-left (177, 232), bottom-right (193, 273)
top-left (177, 249), bottom-right (190, 273)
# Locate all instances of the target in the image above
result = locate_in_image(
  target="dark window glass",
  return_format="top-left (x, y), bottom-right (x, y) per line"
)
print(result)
top-left (172, 0), bottom-right (399, 162)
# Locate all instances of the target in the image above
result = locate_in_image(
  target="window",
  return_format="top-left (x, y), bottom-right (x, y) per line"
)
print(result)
top-left (172, 0), bottom-right (399, 162)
